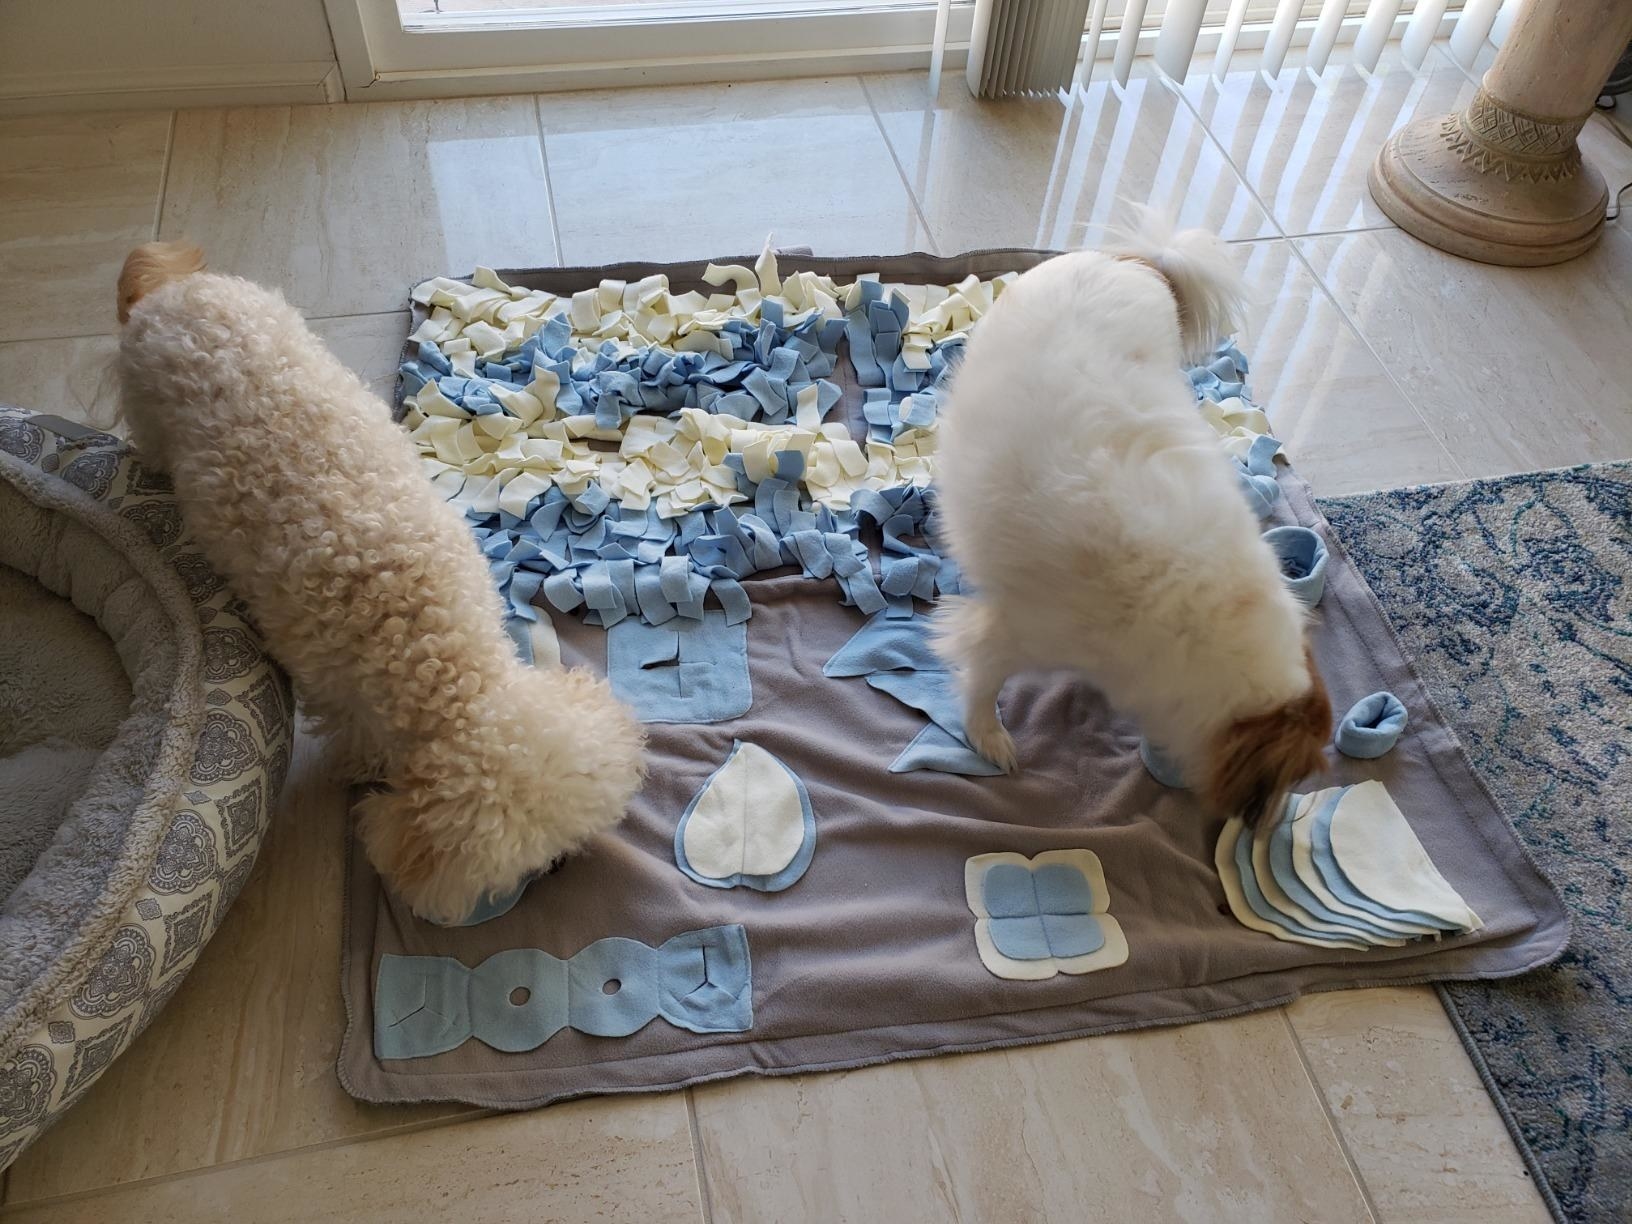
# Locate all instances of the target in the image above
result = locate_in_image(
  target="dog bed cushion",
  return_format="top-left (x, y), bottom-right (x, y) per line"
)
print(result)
top-left (338, 252), bottom-right (1566, 1111)
top-left (0, 410), bottom-right (294, 1171)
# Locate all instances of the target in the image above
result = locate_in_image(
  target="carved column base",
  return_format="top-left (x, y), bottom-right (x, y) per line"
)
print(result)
top-left (1369, 87), bottom-right (1606, 267)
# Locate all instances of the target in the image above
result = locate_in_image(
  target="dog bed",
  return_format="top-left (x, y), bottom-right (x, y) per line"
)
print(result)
top-left (0, 409), bottom-right (293, 1171)
top-left (338, 251), bottom-right (1566, 1110)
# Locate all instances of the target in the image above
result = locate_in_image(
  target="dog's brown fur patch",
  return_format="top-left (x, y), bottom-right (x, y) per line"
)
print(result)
top-left (1203, 644), bottom-right (1332, 826)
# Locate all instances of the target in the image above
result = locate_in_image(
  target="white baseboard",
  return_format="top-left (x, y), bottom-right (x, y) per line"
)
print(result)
top-left (0, 61), bottom-right (342, 115)
top-left (356, 43), bottom-right (971, 100)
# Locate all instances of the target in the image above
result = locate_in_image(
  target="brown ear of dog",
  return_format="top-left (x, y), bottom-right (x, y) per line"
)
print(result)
top-left (117, 242), bottom-right (206, 324)
top-left (1203, 645), bottom-right (1333, 827)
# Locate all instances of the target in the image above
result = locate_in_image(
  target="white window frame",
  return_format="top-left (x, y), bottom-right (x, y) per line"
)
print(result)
top-left (324, 0), bottom-right (1462, 101)
top-left (325, 0), bottom-right (979, 99)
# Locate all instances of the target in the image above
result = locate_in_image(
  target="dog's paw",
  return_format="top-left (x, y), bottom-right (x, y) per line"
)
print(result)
top-left (966, 719), bottom-right (1018, 774)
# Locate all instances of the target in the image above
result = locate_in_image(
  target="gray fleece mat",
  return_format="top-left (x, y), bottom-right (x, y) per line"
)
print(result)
top-left (338, 253), bottom-right (1568, 1110)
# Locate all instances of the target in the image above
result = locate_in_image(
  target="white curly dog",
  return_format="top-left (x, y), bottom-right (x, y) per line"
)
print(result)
top-left (116, 242), bottom-right (646, 924)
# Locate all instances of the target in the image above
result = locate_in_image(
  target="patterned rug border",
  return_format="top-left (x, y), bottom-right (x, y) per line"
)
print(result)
top-left (1321, 457), bottom-right (1632, 1224)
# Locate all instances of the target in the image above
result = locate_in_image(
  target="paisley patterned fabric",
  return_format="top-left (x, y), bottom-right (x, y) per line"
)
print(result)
top-left (0, 408), bottom-right (293, 1169)
top-left (1321, 462), bottom-right (1632, 1224)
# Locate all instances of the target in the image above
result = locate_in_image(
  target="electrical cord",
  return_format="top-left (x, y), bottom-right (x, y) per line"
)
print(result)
top-left (1595, 103), bottom-right (1632, 220)
top-left (1610, 180), bottom-right (1632, 222)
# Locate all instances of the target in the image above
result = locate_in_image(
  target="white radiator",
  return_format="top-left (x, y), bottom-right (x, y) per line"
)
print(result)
top-left (949, 0), bottom-right (1528, 98)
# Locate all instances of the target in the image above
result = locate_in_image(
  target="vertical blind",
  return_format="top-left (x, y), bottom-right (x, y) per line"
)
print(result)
top-left (957, 0), bottom-right (1528, 98)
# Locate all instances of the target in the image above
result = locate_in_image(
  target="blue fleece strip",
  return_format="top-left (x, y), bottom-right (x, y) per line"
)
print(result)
top-left (826, 610), bottom-right (1003, 776)
top-left (417, 868), bottom-right (545, 928)
top-left (1335, 691), bottom-right (1407, 759)
top-left (605, 609), bottom-right (752, 724)
top-left (889, 723), bottom-right (1006, 776)
top-left (1234, 432), bottom-right (1284, 520)
top-left (822, 609), bottom-right (944, 676)
top-left (1263, 525), bottom-right (1328, 607)
top-left (866, 668), bottom-right (972, 742)
top-left (373, 924), bottom-right (753, 1058)
top-left (409, 310), bottom-right (1264, 631)
top-left (1189, 344), bottom-right (1248, 399)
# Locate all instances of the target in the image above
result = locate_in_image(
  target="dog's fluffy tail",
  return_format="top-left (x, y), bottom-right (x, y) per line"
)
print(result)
top-left (117, 241), bottom-right (205, 324)
top-left (1108, 210), bottom-right (1247, 365)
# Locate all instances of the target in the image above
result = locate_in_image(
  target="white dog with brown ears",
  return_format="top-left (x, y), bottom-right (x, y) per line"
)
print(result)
top-left (933, 217), bottom-right (1331, 824)
top-left (115, 243), bottom-right (646, 924)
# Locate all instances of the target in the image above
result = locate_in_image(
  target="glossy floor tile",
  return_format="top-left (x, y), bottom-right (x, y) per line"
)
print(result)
top-left (1602, 94), bottom-right (1632, 147)
top-left (0, 314), bottom-right (406, 436)
top-left (693, 1009), bottom-right (1371, 1224)
top-left (160, 100), bottom-right (558, 318)
top-left (310, 313), bottom-right (415, 404)
top-left (1230, 239), bottom-right (1461, 495)
top-left (0, 112), bottom-right (171, 342)
top-left (0, 335), bottom-right (121, 429)
top-left (538, 77), bottom-right (929, 264)
top-left (1300, 225), bottom-right (1632, 477)
top-left (3, 1099), bottom-right (702, 1224)
top-left (1578, 115), bottom-right (1632, 208)
top-left (865, 71), bottom-right (1277, 254)
top-left (1287, 988), bottom-right (1550, 1223)
top-left (1182, 45), bottom-right (1474, 240)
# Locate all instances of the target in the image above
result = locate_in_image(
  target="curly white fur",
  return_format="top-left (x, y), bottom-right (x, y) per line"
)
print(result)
top-left (116, 244), bottom-right (646, 923)
top-left (934, 227), bottom-right (1330, 823)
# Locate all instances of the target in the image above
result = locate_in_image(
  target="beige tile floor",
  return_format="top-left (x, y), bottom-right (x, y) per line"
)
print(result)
top-left (5, 39), bottom-right (1626, 1222)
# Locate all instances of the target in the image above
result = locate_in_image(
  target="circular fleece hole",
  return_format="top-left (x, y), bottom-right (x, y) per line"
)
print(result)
top-left (602, 978), bottom-right (622, 995)
top-left (1261, 525), bottom-right (1329, 607)
top-left (509, 986), bottom-right (531, 1006)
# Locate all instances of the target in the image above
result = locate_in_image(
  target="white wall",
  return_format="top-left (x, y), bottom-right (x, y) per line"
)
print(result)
top-left (0, 0), bottom-right (342, 113)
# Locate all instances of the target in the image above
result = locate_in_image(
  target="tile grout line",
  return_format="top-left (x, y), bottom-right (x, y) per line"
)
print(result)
top-left (684, 1088), bottom-right (717, 1224)
top-left (0, 331), bottom-right (115, 347)
top-left (1163, 69), bottom-right (1468, 484)
top-left (1159, 72), bottom-right (1288, 242)
top-left (1, 1109), bottom-right (494, 1212)
top-left (152, 110), bottom-right (179, 243)
top-left (1274, 223), bottom-right (1398, 241)
top-left (857, 75), bottom-right (944, 258)
top-left (1222, 224), bottom-right (1396, 246)
top-left (303, 309), bottom-right (411, 324)
top-left (532, 96), bottom-right (568, 267)
top-left (1277, 1006), bottom-right (1384, 1224)
top-left (0, 308), bottom-right (409, 349)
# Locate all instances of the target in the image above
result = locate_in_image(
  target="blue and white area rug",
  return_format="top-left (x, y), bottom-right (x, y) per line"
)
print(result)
top-left (1323, 463), bottom-right (1632, 1224)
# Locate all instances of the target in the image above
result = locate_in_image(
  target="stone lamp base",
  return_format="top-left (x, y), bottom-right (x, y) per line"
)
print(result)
top-left (1369, 0), bottom-right (1632, 267)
